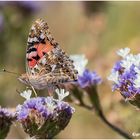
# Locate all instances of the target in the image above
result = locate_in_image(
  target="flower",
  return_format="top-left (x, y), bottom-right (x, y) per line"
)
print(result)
top-left (107, 71), bottom-right (119, 85)
top-left (0, 1), bottom-right (40, 13)
top-left (55, 88), bottom-right (69, 101)
top-left (0, 107), bottom-right (15, 139)
top-left (70, 54), bottom-right (88, 76)
top-left (16, 96), bottom-right (75, 138)
top-left (108, 48), bottom-right (140, 108)
top-left (17, 1), bottom-right (40, 12)
top-left (78, 69), bottom-right (102, 88)
top-left (20, 89), bottom-right (32, 100)
top-left (116, 47), bottom-right (130, 58)
top-left (0, 2), bottom-right (7, 8)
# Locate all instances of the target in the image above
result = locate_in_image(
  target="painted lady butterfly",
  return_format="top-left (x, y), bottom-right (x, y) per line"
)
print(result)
top-left (18, 19), bottom-right (78, 92)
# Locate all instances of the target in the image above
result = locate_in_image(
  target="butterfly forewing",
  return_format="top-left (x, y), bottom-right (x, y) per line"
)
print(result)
top-left (26, 19), bottom-right (78, 88)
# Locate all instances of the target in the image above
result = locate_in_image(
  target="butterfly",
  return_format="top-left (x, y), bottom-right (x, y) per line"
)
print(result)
top-left (18, 19), bottom-right (78, 93)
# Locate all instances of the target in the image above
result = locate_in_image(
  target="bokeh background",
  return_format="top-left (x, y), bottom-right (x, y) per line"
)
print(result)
top-left (0, 1), bottom-right (140, 139)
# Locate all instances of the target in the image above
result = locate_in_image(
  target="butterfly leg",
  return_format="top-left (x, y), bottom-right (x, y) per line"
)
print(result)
top-left (16, 89), bottom-right (21, 94)
top-left (47, 88), bottom-right (53, 96)
top-left (31, 86), bottom-right (38, 97)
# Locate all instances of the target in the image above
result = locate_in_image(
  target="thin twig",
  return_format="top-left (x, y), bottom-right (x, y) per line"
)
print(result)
top-left (79, 102), bottom-right (94, 110)
top-left (97, 109), bottom-right (132, 139)
top-left (80, 100), bottom-right (132, 139)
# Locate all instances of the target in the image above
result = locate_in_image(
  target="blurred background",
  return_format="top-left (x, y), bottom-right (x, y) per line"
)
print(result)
top-left (0, 1), bottom-right (140, 138)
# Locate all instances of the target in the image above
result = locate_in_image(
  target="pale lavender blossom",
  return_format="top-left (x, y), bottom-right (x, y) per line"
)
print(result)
top-left (108, 48), bottom-right (140, 104)
top-left (78, 69), bottom-right (102, 88)
top-left (0, 107), bottom-right (15, 139)
top-left (16, 90), bottom-right (75, 138)
top-left (0, 1), bottom-right (40, 13)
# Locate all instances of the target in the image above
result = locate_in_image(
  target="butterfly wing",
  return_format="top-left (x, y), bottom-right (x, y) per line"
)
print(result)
top-left (26, 19), bottom-right (54, 73)
top-left (26, 19), bottom-right (78, 84)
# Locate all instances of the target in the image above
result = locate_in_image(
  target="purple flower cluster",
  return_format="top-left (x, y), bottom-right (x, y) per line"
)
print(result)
top-left (16, 97), bottom-right (75, 138)
top-left (16, 97), bottom-right (74, 120)
top-left (78, 69), bottom-right (102, 88)
top-left (0, 107), bottom-right (15, 139)
top-left (16, 1), bottom-right (40, 13)
top-left (0, 1), bottom-right (40, 13)
top-left (17, 97), bottom-right (48, 120)
top-left (108, 48), bottom-right (140, 101)
top-left (0, 107), bottom-right (14, 118)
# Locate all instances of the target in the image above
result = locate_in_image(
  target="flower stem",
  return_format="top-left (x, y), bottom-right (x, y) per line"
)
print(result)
top-left (83, 86), bottom-right (132, 139)
top-left (97, 109), bottom-right (132, 139)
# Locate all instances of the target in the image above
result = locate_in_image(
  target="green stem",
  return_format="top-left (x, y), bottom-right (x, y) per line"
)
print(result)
top-left (97, 109), bottom-right (132, 139)
top-left (84, 86), bottom-right (132, 139)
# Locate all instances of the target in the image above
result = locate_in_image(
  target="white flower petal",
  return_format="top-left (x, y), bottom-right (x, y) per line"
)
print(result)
top-left (20, 90), bottom-right (32, 100)
top-left (70, 54), bottom-right (88, 76)
top-left (55, 88), bottom-right (69, 101)
top-left (134, 76), bottom-right (140, 88)
top-left (134, 54), bottom-right (140, 66)
top-left (121, 59), bottom-right (132, 70)
top-left (16, 104), bottom-right (22, 112)
top-left (117, 48), bottom-right (130, 58)
top-left (120, 54), bottom-right (135, 70)
top-left (45, 97), bottom-right (56, 112)
top-left (134, 67), bottom-right (140, 75)
top-left (107, 71), bottom-right (119, 84)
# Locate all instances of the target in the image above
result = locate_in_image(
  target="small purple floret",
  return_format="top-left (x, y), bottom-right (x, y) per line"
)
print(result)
top-left (0, 107), bottom-right (13, 118)
top-left (16, 97), bottom-right (74, 121)
top-left (18, 1), bottom-right (40, 12)
top-left (78, 69), bottom-right (102, 88)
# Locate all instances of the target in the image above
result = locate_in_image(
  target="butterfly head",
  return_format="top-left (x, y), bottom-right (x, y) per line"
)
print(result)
top-left (18, 73), bottom-right (30, 85)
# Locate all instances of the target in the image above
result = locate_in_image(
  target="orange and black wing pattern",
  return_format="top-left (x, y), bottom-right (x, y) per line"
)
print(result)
top-left (26, 19), bottom-right (78, 82)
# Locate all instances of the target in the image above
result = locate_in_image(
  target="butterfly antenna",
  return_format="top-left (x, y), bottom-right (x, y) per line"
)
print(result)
top-left (16, 89), bottom-right (21, 94)
top-left (1, 69), bottom-right (20, 76)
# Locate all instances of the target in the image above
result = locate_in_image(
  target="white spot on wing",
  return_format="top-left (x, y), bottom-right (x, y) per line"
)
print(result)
top-left (34, 64), bottom-right (40, 70)
top-left (40, 33), bottom-right (45, 39)
top-left (28, 38), bottom-right (33, 43)
top-left (51, 65), bottom-right (56, 71)
top-left (41, 57), bottom-right (47, 65)
top-left (31, 26), bottom-right (36, 30)
top-left (33, 37), bottom-right (39, 42)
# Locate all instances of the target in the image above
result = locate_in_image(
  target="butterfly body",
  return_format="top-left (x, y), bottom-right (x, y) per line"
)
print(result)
top-left (18, 19), bottom-right (78, 90)
top-left (19, 71), bottom-right (76, 90)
